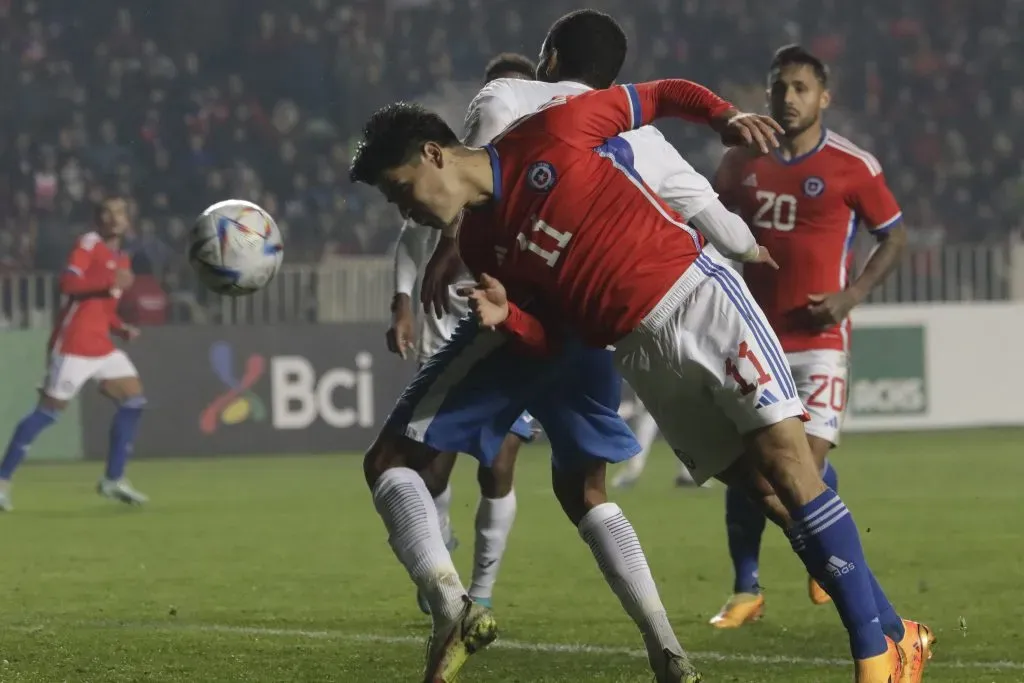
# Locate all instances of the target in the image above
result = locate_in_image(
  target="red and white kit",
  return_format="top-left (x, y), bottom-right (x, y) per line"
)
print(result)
top-left (457, 80), bottom-right (807, 484)
top-left (45, 232), bottom-right (138, 400)
top-left (716, 131), bottom-right (903, 443)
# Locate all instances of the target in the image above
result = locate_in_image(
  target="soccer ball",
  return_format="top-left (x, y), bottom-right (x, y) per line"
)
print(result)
top-left (189, 199), bottom-right (284, 296)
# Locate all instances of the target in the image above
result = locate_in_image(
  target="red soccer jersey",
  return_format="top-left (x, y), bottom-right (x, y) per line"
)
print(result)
top-left (715, 130), bottom-right (902, 353)
top-left (49, 232), bottom-right (131, 357)
top-left (456, 80), bottom-right (732, 351)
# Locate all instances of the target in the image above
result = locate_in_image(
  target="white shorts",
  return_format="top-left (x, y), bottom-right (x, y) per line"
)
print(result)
top-left (43, 350), bottom-right (139, 401)
top-left (787, 349), bottom-right (848, 446)
top-left (614, 255), bottom-right (806, 485)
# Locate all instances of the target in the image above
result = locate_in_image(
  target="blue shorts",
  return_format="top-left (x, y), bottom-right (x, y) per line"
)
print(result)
top-left (387, 318), bottom-right (640, 469)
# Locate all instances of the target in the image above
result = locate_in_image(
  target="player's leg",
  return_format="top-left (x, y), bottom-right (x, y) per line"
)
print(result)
top-left (370, 318), bottom-right (543, 679)
top-left (691, 261), bottom-right (903, 676)
top-left (96, 351), bottom-right (148, 505)
top-left (538, 345), bottom-right (699, 683)
top-left (610, 399), bottom-right (657, 488)
top-left (0, 354), bottom-right (86, 511)
top-left (469, 428), bottom-right (524, 608)
top-left (415, 450), bottom-right (460, 615)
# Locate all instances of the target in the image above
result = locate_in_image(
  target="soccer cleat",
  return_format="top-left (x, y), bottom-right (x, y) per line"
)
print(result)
top-left (422, 596), bottom-right (497, 683)
top-left (854, 636), bottom-right (904, 683)
top-left (708, 592), bottom-right (764, 628)
top-left (654, 649), bottom-right (703, 683)
top-left (470, 596), bottom-right (492, 609)
top-left (0, 489), bottom-right (12, 512)
top-left (808, 576), bottom-right (832, 605)
top-left (897, 619), bottom-right (935, 683)
top-left (418, 535), bottom-right (461, 615)
top-left (97, 478), bottom-right (148, 505)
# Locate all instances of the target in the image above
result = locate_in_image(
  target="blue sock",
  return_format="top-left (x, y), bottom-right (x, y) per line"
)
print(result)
top-left (822, 459), bottom-right (838, 491)
top-left (106, 396), bottom-right (146, 480)
top-left (725, 485), bottom-right (767, 594)
top-left (819, 460), bottom-right (904, 640)
top-left (788, 489), bottom-right (887, 659)
top-left (1, 408), bottom-right (58, 480)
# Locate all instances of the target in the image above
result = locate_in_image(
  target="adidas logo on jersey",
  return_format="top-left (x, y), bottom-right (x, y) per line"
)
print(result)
top-left (742, 173), bottom-right (758, 187)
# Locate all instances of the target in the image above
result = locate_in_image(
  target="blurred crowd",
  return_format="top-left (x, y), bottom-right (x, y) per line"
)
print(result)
top-left (2, 0), bottom-right (1022, 283)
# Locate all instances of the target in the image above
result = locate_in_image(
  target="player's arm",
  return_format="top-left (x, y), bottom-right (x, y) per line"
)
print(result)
top-left (845, 170), bottom-right (907, 302)
top-left (456, 273), bottom-right (553, 356)
top-left (60, 241), bottom-right (115, 298)
top-left (551, 80), bottom-right (779, 153)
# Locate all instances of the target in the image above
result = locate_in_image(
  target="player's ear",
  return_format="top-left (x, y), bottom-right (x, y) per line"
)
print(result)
top-left (423, 141), bottom-right (445, 168)
top-left (819, 89), bottom-right (831, 111)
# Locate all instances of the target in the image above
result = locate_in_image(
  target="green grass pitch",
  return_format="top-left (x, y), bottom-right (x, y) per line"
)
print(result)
top-left (2, 429), bottom-right (1023, 682)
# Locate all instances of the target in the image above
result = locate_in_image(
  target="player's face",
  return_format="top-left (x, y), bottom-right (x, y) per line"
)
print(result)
top-left (536, 39), bottom-right (556, 82)
top-left (99, 198), bottom-right (130, 237)
top-left (380, 144), bottom-right (462, 230)
top-left (768, 64), bottom-right (829, 136)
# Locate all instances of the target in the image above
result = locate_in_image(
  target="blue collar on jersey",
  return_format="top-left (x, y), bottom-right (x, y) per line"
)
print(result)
top-left (772, 127), bottom-right (828, 166)
top-left (484, 144), bottom-right (503, 201)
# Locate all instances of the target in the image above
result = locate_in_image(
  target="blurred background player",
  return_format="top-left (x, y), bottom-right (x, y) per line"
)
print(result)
top-left (611, 401), bottom-right (708, 489)
top-left (0, 196), bottom-right (148, 512)
top-left (387, 52), bottom-right (537, 614)
top-left (708, 44), bottom-right (917, 652)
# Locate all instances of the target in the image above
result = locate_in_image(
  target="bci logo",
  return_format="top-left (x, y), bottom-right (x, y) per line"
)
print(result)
top-left (200, 342), bottom-right (375, 434)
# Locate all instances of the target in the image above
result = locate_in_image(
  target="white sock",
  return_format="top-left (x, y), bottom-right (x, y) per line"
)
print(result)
top-left (469, 490), bottom-right (517, 600)
top-left (433, 483), bottom-right (454, 547)
top-left (619, 409), bottom-right (659, 479)
top-left (372, 468), bottom-right (466, 624)
top-left (578, 502), bottom-right (684, 669)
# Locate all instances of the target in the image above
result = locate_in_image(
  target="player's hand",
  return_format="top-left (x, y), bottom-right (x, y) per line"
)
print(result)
top-left (713, 109), bottom-right (783, 155)
top-left (421, 236), bottom-right (461, 318)
top-left (114, 268), bottom-right (134, 290)
top-left (116, 324), bottom-right (141, 342)
top-left (806, 291), bottom-right (860, 329)
top-left (456, 273), bottom-right (509, 329)
top-left (743, 245), bottom-right (780, 270)
top-left (386, 294), bottom-right (416, 360)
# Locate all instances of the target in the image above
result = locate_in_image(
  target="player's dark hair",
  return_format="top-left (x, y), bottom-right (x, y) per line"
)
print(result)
top-left (484, 52), bottom-right (536, 84)
top-left (349, 102), bottom-right (460, 186)
top-left (769, 44), bottom-right (829, 87)
top-left (545, 9), bottom-right (626, 89)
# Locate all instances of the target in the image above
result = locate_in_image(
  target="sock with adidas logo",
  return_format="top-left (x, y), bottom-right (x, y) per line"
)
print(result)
top-left (787, 488), bottom-right (888, 660)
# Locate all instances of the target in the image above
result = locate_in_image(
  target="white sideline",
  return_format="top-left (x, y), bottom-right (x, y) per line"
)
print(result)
top-left (109, 622), bottom-right (1024, 671)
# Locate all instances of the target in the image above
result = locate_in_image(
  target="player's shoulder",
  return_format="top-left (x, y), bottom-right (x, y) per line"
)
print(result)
top-left (76, 231), bottom-right (104, 251)
top-left (821, 130), bottom-right (884, 177)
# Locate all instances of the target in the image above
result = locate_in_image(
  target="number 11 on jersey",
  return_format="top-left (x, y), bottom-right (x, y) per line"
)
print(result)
top-left (516, 217), bottom-right (573, 267)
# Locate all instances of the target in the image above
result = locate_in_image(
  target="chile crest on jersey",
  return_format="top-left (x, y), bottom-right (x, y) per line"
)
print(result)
top-left (526, 161), bottom-right (557, 192)
top-left (802, 176), bottom-right (826, 198)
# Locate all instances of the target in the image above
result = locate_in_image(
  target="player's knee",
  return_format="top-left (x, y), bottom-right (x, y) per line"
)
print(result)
top-left (480, 437), bottom-right (519, 497)
top-left (748, 418), bottom-right (826, 509)
top-left (421, 451), bottom-right (457, 498)
top-left (552, 462), bottom-right (607, 526)
top-left (363, 433), bottom-right (403, 489)
top-left (38, 395), bottom-right (68, 413)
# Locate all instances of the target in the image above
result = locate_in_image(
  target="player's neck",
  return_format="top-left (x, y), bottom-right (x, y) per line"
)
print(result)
top-left (459, 147), bottom-right (498, 205)
top-left (779, 124), bottom-right (824, 161)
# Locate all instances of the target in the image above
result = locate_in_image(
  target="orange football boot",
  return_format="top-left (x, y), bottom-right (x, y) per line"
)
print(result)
top-left (708, 592), bottom-right (764, 628)
top-left (808, 575), bottom-right (832, 605)
top-left (897, 619), bottom-right (935, 683)
top-left (855, 636), bottom-right (904, 683)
